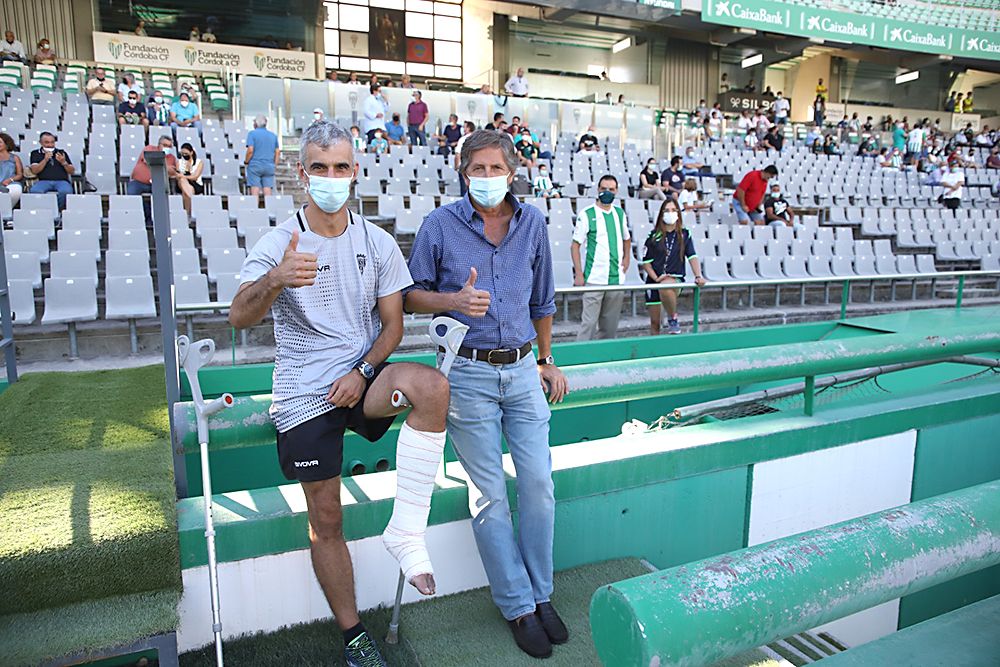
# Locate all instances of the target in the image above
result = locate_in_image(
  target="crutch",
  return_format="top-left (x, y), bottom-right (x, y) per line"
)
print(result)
top-left (385, 316), bottom-right (469, 644)
top-left (178, 335), bottom-right (234, 667)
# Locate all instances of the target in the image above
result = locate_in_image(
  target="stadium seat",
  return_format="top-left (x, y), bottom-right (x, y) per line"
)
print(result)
top-left (108, 229), bottom-right (149, 253)
top-left (236, 209), bottom-right (271, 236)
top-left (206, 248), bottom-right (247, 282)
top-left (831, 256), bottom-right (856, 276)
top-left (199, 228), bottom-right (239, 253)
top-left (13, 209), bottom-right (56, 240)
top-left (109, 195), bottom-right (144, 216)
top-left (807, 256), bottom-right (834, 278)
top-left (171, 249), bottom-right (202, 277)
top-left (394, 210), bottom-right (423, 236)
top-left (5, 251), bottom-right (42, 288)
top-left (106, 250), bottom-right (152, 279)
top-left (195, 210), bottom-right (232, 237)
top-left (105, 275), bottom-right (156, 320)
top-left (215, 273), bottom-right (244, 303)
top-left (108, 209), bottom-right (146, 232)
top-left (41, 277), bottom-right (98, 325)
top-left (729, 256), bottom-right (759, 281)
top-left (174, 273), bottom-right (210, 306)
top-left (20, 193), bottom-right (58, 214)
top-left (49, 251), bottom-right (98, 282)
top-left (916, 255), bottom-right (937, 274)
top-left (265, 195), bottom-right (296, 221)
top-left (8, 278), bottom-right (36, 325)
top-left (4, 229), bottom-right (50, 262)
top-left (243, 226), bottom-right (271, 251)
top-left (854, 255), bottom-right (877, 276)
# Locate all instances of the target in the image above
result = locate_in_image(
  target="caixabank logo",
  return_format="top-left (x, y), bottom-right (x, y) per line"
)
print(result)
top-left (964, 36), bottom-right (1000, 55)
top-left (885, 26), bottom-right (948, 49)
top-left (803, 14), bottom-right (871, 39)
top-left (713, 1), bottom-right (786, 27)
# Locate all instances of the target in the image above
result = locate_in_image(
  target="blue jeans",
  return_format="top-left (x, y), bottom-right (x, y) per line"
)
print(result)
top-left (445, 353), bottom-right (555, 620)
top-left (30, 179), bottom-right (73, 210)
top-left (732, 197), bottom-right (763, 224)
top-left (127, 179), bottom-right (153, 221)
top-left (170, 120), bottom-right (203, 134)
top-left (408, 124), bottom-right (427, 146)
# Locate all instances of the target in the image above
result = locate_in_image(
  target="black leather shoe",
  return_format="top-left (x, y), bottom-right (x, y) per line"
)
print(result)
top-left (535, 602), bottom-right (569, 644)
top-left (508, 613), bottom-right (553, 659)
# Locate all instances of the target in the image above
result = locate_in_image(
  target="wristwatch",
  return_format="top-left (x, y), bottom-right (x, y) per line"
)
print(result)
top-left (537, 355), bottom-right (555, 366)
top-left (354, 360), bottom-right (375, 381)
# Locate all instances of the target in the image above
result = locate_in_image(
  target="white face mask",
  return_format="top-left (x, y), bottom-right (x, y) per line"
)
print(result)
top-left (154, 96), bottom-right (163, 103)
top-left (314, 112), bottom-right (322, 120)
top-left (43, 146), bottom-right (55, 152)
top-left (180, 100), bottom-right (189, 107)
top-left (663, 211), bottom-right (678, 226)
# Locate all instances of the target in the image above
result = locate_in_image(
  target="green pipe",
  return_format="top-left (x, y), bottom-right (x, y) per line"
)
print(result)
top-left (956, 275), bottom-right (965, 310)
top-left (840, 281), bottom-right (849, 319)
top-left (803, 374), bottom-right (815, 416)
top-left (589, 480), bottom-right (1000, 667)
top-left (173, 325), bottom-right (1000, 449)
top-left (692, 286), bottom-right (701, 334)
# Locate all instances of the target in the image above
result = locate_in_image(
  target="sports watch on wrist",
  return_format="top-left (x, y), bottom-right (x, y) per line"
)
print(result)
top-left (354, 360), bottom-right (375, 381)
top-left (537, 355), bottom-right (555, 366)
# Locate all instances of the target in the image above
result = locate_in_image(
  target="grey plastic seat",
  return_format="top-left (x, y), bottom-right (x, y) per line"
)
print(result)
top-left (199, 227), bottom-right (239, 253)
top-left (853, 254), bottom-right (877, 276)
top-left (206, 247), bottom-right (247, 282)
top-left (265, 195), bottom-right (296, 221)
top-left (105, 275), bottom-right (156, 320)
top-left (20, 192), bottom-right (58, 213)
top-left (782, 255), bottom-right (808, 278)
top-left (8, 278), bottom-right (36, 325)
top-left (729, 256), bottom-right (760, 280)
top-left (875, 254), bottom-right (898, 275)
top-left (702, 256), bottom-right (732, 281)
top-left (4, 229), bottom-right (50, 262)
top-left (13, 208), bottom-right (56, 239)
top-left (410, 195), bottom-right (436, 217)
top-left (766, 239), bottom-right (789, 257)
top-left (394, 210), bottom-right (423, 236)
top-left (109, 195), bottom-right (144, 215)
top-left (807, 256), bottom-right (832, 278)
top-left (215, 273), bottom-right (244, 303)
top-left (830, 255), bottom-right (856, 276)
top-left (916, 254), bottom-right (937, 273)
top-left (174, 273), bottom-right (211, 306)
top-left (191, 196), bottom-right (224, 222)
top-left (49, 250), bottom-right (98, 282)
top-left (106, 250), bottom-right (152, 278)
top-left (108, 228), bottom-right (149, 252)
top-left (853, 240), bottom-right (873, 257)
top-left (41, 277), bottom-right (98, 324)
top-left (935, 242), bottom-right (960, 262)
top-left (236, 209), bottom-right (272, 236)
top-left (757, 256), bottom-right (784, 279)
top-left (5, 251), bottom-right (42, 288)
top-left (107, 209), bottom-right (146, 232)
top-left (873, 239), bottom-right (892, 256)
top-left (61, 208), bottom-right (102, 233)
top-left (195, 210), bottom-right (232, 238)
top-left (243, 226), bottom-right (272, 251)
top-left (170, 227), bottom-right (196, 249)
top-left (171, 249), bottom-right (202, 277)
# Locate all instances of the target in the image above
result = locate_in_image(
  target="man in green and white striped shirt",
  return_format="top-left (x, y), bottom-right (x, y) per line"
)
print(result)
top-left (570, 175), bottom-right (631, 341)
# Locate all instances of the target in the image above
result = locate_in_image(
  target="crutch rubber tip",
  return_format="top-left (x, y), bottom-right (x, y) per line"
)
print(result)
top-left (385, 627), bottom-right (399, 644)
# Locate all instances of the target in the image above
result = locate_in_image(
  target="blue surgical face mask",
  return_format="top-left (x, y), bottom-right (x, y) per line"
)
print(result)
top-left (307, 174), bottom-right (352, 213)
top-left (468, 175), bottom-right (508, 208)
top-left (598, 190), bottom-right (616, 205)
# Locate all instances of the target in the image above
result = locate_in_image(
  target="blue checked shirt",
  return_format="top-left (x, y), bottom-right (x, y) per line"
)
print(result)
top-left (406, 193), bottom-right (556, 350)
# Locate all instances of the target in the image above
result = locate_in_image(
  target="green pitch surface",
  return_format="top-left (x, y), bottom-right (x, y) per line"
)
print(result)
top-left (0, 365), bottom-right (180, 662)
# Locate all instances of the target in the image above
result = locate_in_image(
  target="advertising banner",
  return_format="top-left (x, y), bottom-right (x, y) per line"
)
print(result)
top-left (701, 0), bottom-right (1000, 61)
top-left (93, 32), bottom-right (316, 79)
top-left (717, 92), bottom-right (776, 113)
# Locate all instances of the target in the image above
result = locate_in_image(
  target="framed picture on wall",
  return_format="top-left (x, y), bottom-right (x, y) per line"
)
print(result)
top-left (341, 31), bottom-right (369, 57)
top-left (370, 8), bottom-right (406, 61)
top-left (406, 38), bottom-right (433, 64)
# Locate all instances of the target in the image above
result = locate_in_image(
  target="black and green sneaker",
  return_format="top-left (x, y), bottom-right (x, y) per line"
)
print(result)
top-left (344, 631), bottom-right (388, 667)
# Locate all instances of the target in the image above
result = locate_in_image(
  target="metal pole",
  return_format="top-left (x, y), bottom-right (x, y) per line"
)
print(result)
top-left (839, 281), bottom-right (849, 319)
top-left (0, 237), bottom-right (18, 383)
top-left (590, 479), bottom-right (1000, 667)
top-left (148, 150), bottom-right (186, 498)
top-left (803, 374), bottom-right (815, 416)
top-left (956, 274), bottom-right (965, 310)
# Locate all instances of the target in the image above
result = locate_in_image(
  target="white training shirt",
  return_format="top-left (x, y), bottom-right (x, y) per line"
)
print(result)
top-left (572, 204), bottom-right (631, 285)
top-left (240, 208), bottom-right (413, 432)
top-left (940, 170), bottom-right (964, 200)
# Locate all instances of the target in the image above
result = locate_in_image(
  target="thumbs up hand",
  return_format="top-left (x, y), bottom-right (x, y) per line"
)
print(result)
top-left (271, 230), bottom-right (318, 288)
top-left (452, 267), bottom-right (491, 317)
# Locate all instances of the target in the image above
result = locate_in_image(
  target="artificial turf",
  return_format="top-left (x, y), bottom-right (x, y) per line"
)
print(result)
top-left (0, 365), bottom-right (180, 621)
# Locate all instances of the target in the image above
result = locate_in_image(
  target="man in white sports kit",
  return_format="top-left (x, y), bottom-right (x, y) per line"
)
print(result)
top-left (229, 121), bottom-right (448, 667)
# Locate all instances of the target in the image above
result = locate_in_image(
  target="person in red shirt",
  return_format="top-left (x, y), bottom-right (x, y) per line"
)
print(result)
top-left (732, 164), bottom-right (778, 225)
top-left (126, 135), bottom-right (178, 221)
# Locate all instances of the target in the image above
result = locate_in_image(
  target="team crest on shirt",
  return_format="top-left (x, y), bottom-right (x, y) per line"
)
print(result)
top-left (356, 254), bottom-right (367, 274)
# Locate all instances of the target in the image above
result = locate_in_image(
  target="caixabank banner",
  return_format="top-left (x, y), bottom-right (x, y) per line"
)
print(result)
top-left (702, 0), bottom-right (1000, 61)
top-left (94, 32), bottom-right (316, 78)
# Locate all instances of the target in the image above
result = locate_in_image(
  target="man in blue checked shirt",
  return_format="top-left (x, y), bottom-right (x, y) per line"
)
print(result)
top-left (405, 129), bottom-right (570, 660)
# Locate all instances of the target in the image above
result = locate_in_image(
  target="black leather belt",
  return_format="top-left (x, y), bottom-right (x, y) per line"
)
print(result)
top-left (442, 342), bottom-right (534, 365)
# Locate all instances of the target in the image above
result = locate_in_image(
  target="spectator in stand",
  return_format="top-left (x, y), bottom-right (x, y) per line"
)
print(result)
top-left (810, 137), bottom-right (823, 154)
top-left (435, 135), bottom-right (450, 158)
top-left (577, 125), bottom-right (601, 154)
top-left (118, 90), bottom-right (149, 127)
top-left (940, 159), bottom-right (964, 210)
top-left (986, 148), bottom-right (1000, 169)
top-left (362, 83), bottom-right (389, 143)
top-left (763, 182), bottom-right (798, 229)
top-left (259, 35), bottom-right (279, 48)
top-left (438, 114), bottom-right (462, 148)
top-left (33, 38), bottom-right (55, 64)
top-left (694, 99), bottom-right (709, 121)
top-left (477, 83), bottom-right (492, 95)
top-left (385, 113), bottom-right (406, 147)
top-left (170, 92), bottom-right (202, 132)
top-left (245, 115), bottom-right (280, 198)
top-left (743, 126), bottom-right (760, 151)
top-left (944, 91), bottom-right (957, 112)
top-left (504, 67), bottom-right (529, 97)
top-left (907, 122), bottom-right (926, 167)
top-left (974, 127), bottom-right (993, 147)
top-left (682, 147), bottom-right (705, 176)
top-left (532, 163), bottom-right (560, 198)
top-left (848, 113), bottom-right (861, 134)
top-left (678, 178), bottom-right (710, 213)
top-left (660, 156), bottom-right (685, 199)
top-left (485, 112), bottom-right (504, 131)
top-left (638, 158), bottom-right (666, 200)
top-left (745, 80), bottom-right (757, 94)
top-left (29, 132), bottom-right (75, 210)
top-left (572, 175), bottom-right (631, 341)
top-left (326, 71), bottom-right (340, 83)
top-left (812, 95), bottom-right (825, 127)
top-left (823, 135), bottom-right (842, 155)
top-left (617, 94), bottom-right (626, 106)
top-left (877, 148), bottom-right (892, 169)
top-left (762, 86), bottom-right (774, 98)
top-left (732, 164), bottom-right (778, 225)
top-left (188, 26), bottom-right (200, 41)
top-left (858, 136), bottom-right (880, 157)
top-left (803, 123), bottom-right (821, 147)
top-left (836, 115), bottom-right (850, 141)
top-left (815, 78), bottom-right (828, 101)
top-left (202, 27), bottom-right (217, 43)
top-left (146, 90), bottom-right (170, 126)
top-left (407, 90), bottom-right (429, 146)
top-left (178, 81), bottom-right (201, 106)
top-left (86, 67), bottom-right (116, 105)
top-left (762, 126), bottom-right (784, 152)
top-left (506, 116), bottom-right (522, 135)
top-left (754, 109), bottom-right (772, 139)
top-left (861, 116), bottom-right (875, 134)
top-left (700, 118), bottom-right (715, 145)
top-left (369, 128), bottom-right (389, 156)
top-left (126, 135), bottom-right (177, 220)
top-left (514, 129), bottom-right (538, 168)
top-left (737, 110), bottom-right (753, 134)
top-left (349, 125), bottom-right (366, 153)
top-left (176, 142), bottom-right (205, 216)
top-left (347, 72), bottom-right (361, 85)
top-left (0, 132), bottom-right (24, 206)
top-left (954, 92), bottom-right (965, 113)
top-left (719, 72), bottom-right (730, 93)
top-left (640, 200), bottom-right (705, 336)
top-left (773, 91), bottom-right (790, 125)
top-left (1, 31), bottom-right (26, 63)
top-left (399, 74), bottom-right (415, 89)
top-left (312, 108), bottom-right (326, 124)
top-left (708, 109), bottom-right (723, 141)
top-left (962, 92), bottom-right (973, 113)
top-left (117, 72), bottom-right (143, 103)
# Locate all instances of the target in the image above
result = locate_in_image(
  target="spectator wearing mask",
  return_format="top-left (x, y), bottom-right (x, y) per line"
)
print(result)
top-left (312, 108), bottom-right (325, 124)
top-left (33, 38), bottom-right (55, 64)
top-left (170, 92), bottom-right (202, 131)
top-left (906, 123), bottom-right (925, 167)
top-left (176, 142), bottom-right (204, 216)
top-left (677, 178), bottom-right (710, 212)
top-left (504, 67), bottom-right (529, 97)
top-left (858, 136), bottom-right (879, 156)
top-left (1, 31), bottom-right (26, 63)
top-left (744, 127), bottom-right (760, 151)
top-left (939, 159), bottom-right (964, 209)
top-left (638, 159), bottom-right (666, 200)
top-left (399, 74), bottom-right (415, 89)
top-left (407, 90), bottom-right (429, 146)
top-left (532, 164), bottom-right (559, 198)
top-left (117, 72), bottom-right (142, 103)
top-left (736, 110), bottom-right (753, 134)
top-left (435, 136), bottom-right (451, 158)
top-left (986, 148), bottom-right (1000, 169)
top-left (202, 27), bottom-right (217, 43)
top-left (804, 124), bottom-right (822, 148)
top-left (773, 92), bottom-right (790, 125)
top-left (763, 182), bottom-right (798, 228)
top-left (571, 175), bottom-right (631, 341)
top-left (349, 125), bottom-right (366, 152)
top-left (823, 135), bottom-right (841, 156)
top-left (732, 164), bottom-right (778, 225)
top-left (506, 116), bottom-right (522, 135)
top-left (86, 67), bottom-right (116, 104)
top-left (454, 121), bottom-right (476, 171)
top-left (810, 138), bottom-right (823, 154)
top-left (762, 126), bottom-right (784, 152)
top-left (439, 114), bottom-right (462, 148)
top-left (640, 200), bottom-right (704, 336)
top-left (118, 91), bottom-right (149, 127)
top-left (146, 91), bottom-right (170, 126)
top-left (848, 113), bottom-right (861, 133)
top-left (126, 136), bottom-right (178, 220)
top-left (369, 129), bottom-right (389, 155)
top-left (385, 113), bottom-right (406, 146)
top-left (362, 83), bottom-right (390, 142)
top-left (0, 132), bottom-right (24, 206)
top-left (974, 127), bottom-right (993, 147)
top-left (245, 115), bottom-right (280, 198)
top-left (812, 95), bottom-right (825, 127)
top-left (681, 147), bottom-right (705, 177)
top-left (189, 26), bottom-right (200, 41)
top-left (694, 100), bottom-right (709, 121)
top-left (29, 132), bottom-right (75, 210)
top-left (514, 129), bottom-right (539, 168)
top-left (754, 109), bottom-right (772, 138)
top-left (577, 125), bottom-right (601, 153)
top-left (660, 156), bottom-right (685, 198)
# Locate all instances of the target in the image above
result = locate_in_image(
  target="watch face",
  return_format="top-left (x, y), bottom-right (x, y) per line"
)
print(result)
top-left (357, 361), bottom-right (374, 379)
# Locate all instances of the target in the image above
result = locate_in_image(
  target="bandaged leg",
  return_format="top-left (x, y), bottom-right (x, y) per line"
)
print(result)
top-left (382, 421), bottom-right (446, 591)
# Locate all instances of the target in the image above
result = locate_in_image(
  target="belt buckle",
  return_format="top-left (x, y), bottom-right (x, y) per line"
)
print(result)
top-left (486, 349), bottom-right (508, 365)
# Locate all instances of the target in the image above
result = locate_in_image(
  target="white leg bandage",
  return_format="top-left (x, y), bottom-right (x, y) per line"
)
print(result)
top-left (382, 421), bottom-right (446, 582)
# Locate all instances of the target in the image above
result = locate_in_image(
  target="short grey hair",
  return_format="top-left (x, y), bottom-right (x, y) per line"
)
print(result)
top-left (254, 114), bottom-right (267, 128)
top-left (458, 129), bottom-right (519, 176)
top-left (299, 120), bottom-right (354, 165)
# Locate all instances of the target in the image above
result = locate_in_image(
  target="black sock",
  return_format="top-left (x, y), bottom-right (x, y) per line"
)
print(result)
top-left (343, 622), bottom-right (366, 647)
